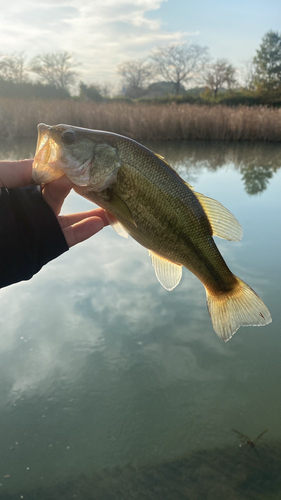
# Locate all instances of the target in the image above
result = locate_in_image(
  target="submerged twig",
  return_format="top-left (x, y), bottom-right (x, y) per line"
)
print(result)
top-left (232, 428), bottom-right (268, 457)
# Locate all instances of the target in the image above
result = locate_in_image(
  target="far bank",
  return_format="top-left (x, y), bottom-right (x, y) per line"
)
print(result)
top-left (1, 99), bottom-right (281, 142)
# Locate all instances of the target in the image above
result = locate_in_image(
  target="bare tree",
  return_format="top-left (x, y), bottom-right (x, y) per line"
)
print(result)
top-left (0, 52), bottom-right (29, 84)
top-left (150, 43), bottom-right (209, 95)
top-left (240, 59), bottom-right (256, 90)
top-left (117, 59), bottom-right (153, 98)
top-left (30, 51), bottom-right (79, 91)
top-left (203, 59), bottom-right (236, 98)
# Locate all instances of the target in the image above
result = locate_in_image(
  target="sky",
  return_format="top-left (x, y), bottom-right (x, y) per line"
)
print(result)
top-left (0, 0), bottom-right (280, 89)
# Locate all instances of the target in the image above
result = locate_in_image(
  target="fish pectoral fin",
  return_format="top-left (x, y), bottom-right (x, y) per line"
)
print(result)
top-left (194, 191), bottom-right (243, 241)
top-left (105, 211), bottom-right (129, 239)
top-left (148, 251), bottom-right (182, 291)
top-left (109, 192), bottom-right (137, 227)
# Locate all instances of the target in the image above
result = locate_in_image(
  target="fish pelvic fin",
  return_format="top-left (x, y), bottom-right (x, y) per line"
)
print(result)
top-left (205, 276), bottom-right (272, 341)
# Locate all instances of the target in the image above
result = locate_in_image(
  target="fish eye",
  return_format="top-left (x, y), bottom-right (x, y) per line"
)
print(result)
top-left (61, 130), bottom-right (76, 144)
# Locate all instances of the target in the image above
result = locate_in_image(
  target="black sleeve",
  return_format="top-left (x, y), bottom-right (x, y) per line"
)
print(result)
top-left (0, 185), bottom-right (69, 288)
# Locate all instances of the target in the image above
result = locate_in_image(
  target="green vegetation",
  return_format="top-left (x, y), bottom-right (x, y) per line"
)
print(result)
top-left (79, 83), bottom-right (104, 102)
top-left (253, 30), bottom-right (281, 91)
top-left (0, 77), bottom-right (70, 100)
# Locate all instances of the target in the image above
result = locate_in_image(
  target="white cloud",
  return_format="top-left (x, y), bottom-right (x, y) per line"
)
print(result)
top-left (0, 0), bottom-right (198, 84)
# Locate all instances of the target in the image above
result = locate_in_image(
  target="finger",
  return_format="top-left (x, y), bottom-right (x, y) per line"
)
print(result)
top-left (42, 176), bottom-right (74, 216)
top-left (59, 208), bottom-right (110, 229)
top-left (0, 159), bottom-right (33, 188)
top-left (62, 216), bottom-right (105, 247)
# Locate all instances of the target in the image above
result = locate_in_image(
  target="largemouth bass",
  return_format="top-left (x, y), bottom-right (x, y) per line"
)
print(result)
top-left (32, 124), bottom-right (272, 341)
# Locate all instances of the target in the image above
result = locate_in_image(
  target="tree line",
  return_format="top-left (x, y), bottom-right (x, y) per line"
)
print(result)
top-left (0, 30), bottom-right (280, 104)
top-left (0, 52), bottom-right (77, 99)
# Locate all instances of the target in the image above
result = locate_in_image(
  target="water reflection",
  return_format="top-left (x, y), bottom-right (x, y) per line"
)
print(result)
top-left (0, 140), bottom-right (280, 498)
top-left (241, 165), bottom-right (273, 195)
top-left (148, 140), bottom-right (281, 195)
top-left (1, 137), bottom-right (280, 196)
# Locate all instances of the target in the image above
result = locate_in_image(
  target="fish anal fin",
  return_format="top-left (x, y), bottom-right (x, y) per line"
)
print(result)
top-left (194, 191), bottom-right (243, 241)
top-left (149, 251), bottom-right (182, 291)
top-left (105, 211), bottom-right (128, 239)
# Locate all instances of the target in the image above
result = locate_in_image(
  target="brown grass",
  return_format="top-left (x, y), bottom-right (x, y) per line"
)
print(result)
top-left (0, 98), bottom-right (281, 142)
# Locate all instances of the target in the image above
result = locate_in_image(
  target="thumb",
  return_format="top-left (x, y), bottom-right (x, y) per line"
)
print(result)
top-left (42, 176), bottom-right (73, 216)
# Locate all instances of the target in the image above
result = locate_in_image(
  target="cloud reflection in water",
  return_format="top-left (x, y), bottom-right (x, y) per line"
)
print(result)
top-left (0, 215), bottom-right (228, 406)
top-left (0, 141), bottom-right (280, 491)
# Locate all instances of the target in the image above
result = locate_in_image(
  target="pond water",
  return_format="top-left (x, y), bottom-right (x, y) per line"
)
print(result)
top-left (0, 139), bottom-right (281, 499)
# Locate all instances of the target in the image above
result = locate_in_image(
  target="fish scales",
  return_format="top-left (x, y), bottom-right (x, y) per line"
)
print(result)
top-left (82, 159), bottom-right (236, 294)
top-left (116, 138), bottom-right (235, 290)
top-left (32, 124), bottom-right (272, 341)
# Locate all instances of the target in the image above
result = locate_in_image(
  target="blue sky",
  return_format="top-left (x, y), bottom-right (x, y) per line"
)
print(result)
top-left (152, 0), bottom-right (281, 64)
top-left (0, 0), bottom-right (280, 89)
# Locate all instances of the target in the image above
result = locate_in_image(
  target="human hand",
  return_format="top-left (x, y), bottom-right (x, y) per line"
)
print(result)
top-left (41, 175), bottom-right (109, 247)
top-left (0, 159), bottom-right (109, 247)
top-left (0, 159), bottom-right (34, 188)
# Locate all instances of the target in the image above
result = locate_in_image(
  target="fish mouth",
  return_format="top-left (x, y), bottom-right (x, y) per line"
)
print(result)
top-left (33, 123), bottom-right (93, 186)
top-left (32, 123), bottom-right (65, 184)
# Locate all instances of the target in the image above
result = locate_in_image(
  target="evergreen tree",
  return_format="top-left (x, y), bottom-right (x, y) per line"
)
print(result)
top-left (79, 82), bottom-right (104, 101)
top-left (253, 30), bottom-right (281, 90)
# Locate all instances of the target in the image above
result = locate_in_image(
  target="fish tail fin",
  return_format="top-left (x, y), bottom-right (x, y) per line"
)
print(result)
top-left (205, 276), bottom-right (272, 341)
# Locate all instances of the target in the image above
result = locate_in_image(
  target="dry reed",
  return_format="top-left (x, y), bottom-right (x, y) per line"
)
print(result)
top-left (0, 98), bottom-right (281, 142)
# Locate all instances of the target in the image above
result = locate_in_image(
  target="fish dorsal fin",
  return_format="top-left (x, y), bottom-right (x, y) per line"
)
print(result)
top-left (149, 251), bottom-right (182, 291)
top-left (154, 153), bottom-right (195, 191)
top-left (109, 192), bottom-right (137, 227)
top-left (194, 191), bottom-right (243, 241)
top-left (155, 153), bottom-right (165, 161)
top-left (154, 152), bottom-right (171, 167)
top-left (105, 211), bottom-right (128, 239)
top-left (184, 181), bottom-right (195, 190)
